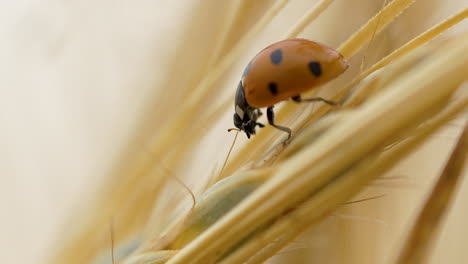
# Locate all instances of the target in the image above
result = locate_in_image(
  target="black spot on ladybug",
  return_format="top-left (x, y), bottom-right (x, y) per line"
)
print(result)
top-left (270, 49), bottom-right (283, 65)
top-left (268, 82), bottom-right (278, 95)
top-left (308, 61), bottom-right (321, 77)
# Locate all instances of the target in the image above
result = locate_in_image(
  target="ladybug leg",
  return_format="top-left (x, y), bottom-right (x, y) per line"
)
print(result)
top-left (267, 106), bottom-right (291, 139)
top-left (292, 95), bottom-right (337, 106)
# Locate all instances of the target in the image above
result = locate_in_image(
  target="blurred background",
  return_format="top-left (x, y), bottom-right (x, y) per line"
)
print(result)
top-left (0, 0), bottom-right (466, 263)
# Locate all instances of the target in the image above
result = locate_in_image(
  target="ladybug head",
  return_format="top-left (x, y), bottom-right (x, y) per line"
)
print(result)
top-left (233, 81), bottom-right (264, 139)
top-left (233, 112), bottom-right (259, 139)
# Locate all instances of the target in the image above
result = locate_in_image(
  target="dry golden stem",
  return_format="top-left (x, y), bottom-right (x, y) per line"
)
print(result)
top-left (338, 0), bottom-right (415, 58)
top-left (343, 7), bottom-right (468, 100)
top-left (279, 111), bottom-right (354, 159)
top-left (341, 72), bottom-right (381, 108)
top-left (395, 122), bottom-right (468, 264)
top-left (222, 99), bottom-right (468, 264)
top-left (363, 7), bottom-right (468, 78)
top-left (168, 170), bottom-right (271, 250)
top-left (166, 33), bottom-right (468, 264)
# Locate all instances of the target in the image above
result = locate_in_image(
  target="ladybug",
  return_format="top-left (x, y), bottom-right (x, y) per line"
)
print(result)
top-left (233, 38), bottom-right (349, 139)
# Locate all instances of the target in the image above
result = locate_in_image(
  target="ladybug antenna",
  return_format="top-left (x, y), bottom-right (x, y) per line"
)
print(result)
top-left (219, 128), bottom-right (240, 177)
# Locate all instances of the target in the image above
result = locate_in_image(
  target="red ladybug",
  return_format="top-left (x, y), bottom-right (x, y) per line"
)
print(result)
top-left (233, 39), bottom-right (349, 139)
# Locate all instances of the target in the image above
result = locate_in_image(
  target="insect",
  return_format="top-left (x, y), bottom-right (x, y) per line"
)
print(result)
top-left (233, 38), bottom-right (349, 139)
